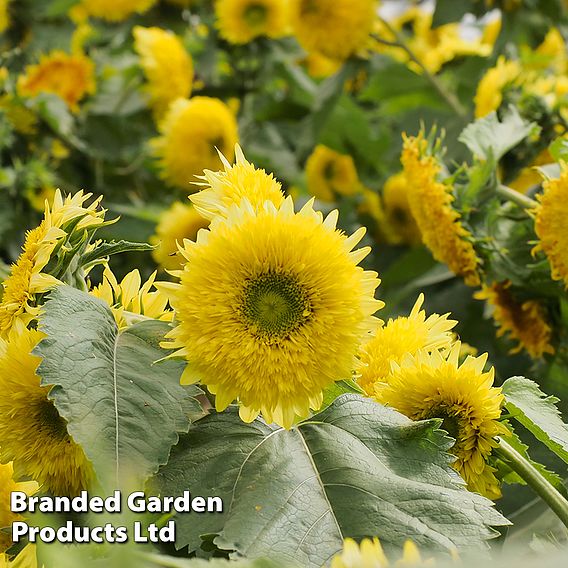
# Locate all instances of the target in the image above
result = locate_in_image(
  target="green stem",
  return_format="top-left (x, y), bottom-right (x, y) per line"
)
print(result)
top-left (494, 437), bottom-right (568, 530)
top-left (497, 184), bottom-right (538, 209)
top-left (374, 20), bottom-right (468, 118)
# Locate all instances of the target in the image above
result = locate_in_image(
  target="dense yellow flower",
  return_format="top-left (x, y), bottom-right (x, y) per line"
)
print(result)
top-left (377, 343), bottom-right (508, 499)
top-left (215, 0), bottom-right (290, 44)
top-left (151, 97), bottom-right (239, 189)
top-left (474, 56), bottom-right (522, 118)
top-left (382, 171), bottom-right (422, 246)
top-left (150, 202), bottom-right (209, 270)
top-left (306, 145), bottom-right (360, 202)
top-left (191, 145), bottom-right (284, 220)
top-left (133, 26), bottom-right (193, 121)
top-left (18, 51), bottom-right (96, 113)
top-left (401, 134), bottom-right (480, 286)
top-left (91, 268), bottom-right (173, 329)
top-left (301, 52), bottom-right (341, 79)
top-left (0, 463), bottom-right (37, 553)
top-left (358, 294), bottom-right (456, 394)
top-left (0, 545), bottom-right (38, 568)
top-left (25, 185), bottom-right (58, 213)
top-left (330, 537), bottom-right (433, 568)
top-left (0, 328), bottom-right (94, 496)
top-left (533, 164), bottom-right (568, 289)
top-left (290, 0), bottom-right (376, 61)
top-left (0, 0), bottom-right (9, 34)
top-left (475, 281), bottom-right (554, 358)
top-left (160, 197), bottom-right (382, 429)
top-left (78, 0), bottom-right (157, 21)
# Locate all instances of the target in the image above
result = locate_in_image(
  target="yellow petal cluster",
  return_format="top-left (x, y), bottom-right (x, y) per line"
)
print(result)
top-left (377, 343), bottom-right (508, 499)
top-left (475, 281), bottom-right (554, 358)
top-left (191, 145), bottom-right (285, 220)
top-left (133, 26), bottom-right (193, 121)
top-left (18, 51), bottom-right (96, 113)
top-left (150, 202), bottom-right (209, 271)
top-left (290, 0), bottom-right (377, 61)
top-left (78, 0), bottom-right (157, 21)
top-left (0, 0), bottom-right (9, 34)
top-left (401, 133), bottom-right (480, 286)
top-left (0, 327), bottom-right (95, 497)
top-left (306, 145), bottom-right (360, 202)
top-left (215, 0), bottom-right (290, 44)
top-left (161, 197), bottom-right (382, 429)
top-left (151, 97), bottom-right (239, 189)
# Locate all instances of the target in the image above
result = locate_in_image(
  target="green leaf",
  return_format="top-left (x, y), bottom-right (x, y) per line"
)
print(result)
top-left (80, 240), bottom-right (156, 268)
top-left (154, 395), bottom-right (507, 567)
top-left (548, 136), bottom-right (568, 162)
top-left (458, 107), bottom-right (540, 162)
top-left (503, 377), bottom-right (568, 466)
top-left (432, 0), bottom-right (475, 27)
top-left (36, 286), bottom-right (197, 486)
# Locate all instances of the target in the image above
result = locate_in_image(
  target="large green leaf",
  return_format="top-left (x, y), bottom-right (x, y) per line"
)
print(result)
top-left (503, 377), bottom-right (568, 466)
top-left (154, 395), bottom-right (507, 567)
top-left (36, 285), bottom-right (198, 486)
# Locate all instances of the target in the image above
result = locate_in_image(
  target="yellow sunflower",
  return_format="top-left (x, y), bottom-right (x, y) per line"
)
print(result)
top-left (358, 293), bottom-right (457, 394)
top-left (78, 0), bottom-right (157, 21)
top-left (306, 145), bottom-right (360, 202)
top-left (0, 463), bottom-right (38, 553)
top-left (0, 545), bottom-right (37, 568)
top-left (0, 0), bottom-right (9, 34)
top-left (151, 97), bottom-right (239, 189)
top-left (290, 0), bottom-right (376, 61)
top-left (381, 171), bottom-right (422, 246)
top-left (474, 281), bottom-right (554, 358)
top-left (533, 164), bottom-right (568, 289)
top-left (0, 328), bottom-right (94, 496)
top-left (133, 26), bottom-right (193, 121)
top-left (150, 202), bottom-right (209, 271)
top-left (376, 343), bottom-right (508, 499)
top-left (474, 56), bottom-right (522, 118)
top-left (18, 51), bottom-right (96, 113)
top-left (401, 133), bottom-right (480, 286)
top-left (191, 144), bottom-right (285, 220)
top-left (215, 0), bottom-right (290, 44)
top-left (160, 197), bottom-right (382, 429)
top-left (90, 268), bottom-right (173, 329)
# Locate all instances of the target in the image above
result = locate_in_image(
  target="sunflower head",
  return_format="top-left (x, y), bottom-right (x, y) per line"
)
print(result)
top-left (133, 26), bottom-right (193, 121)
top-left (376, 343), bottom-right (508, 499)
top-left (306, 145), bottom-right (360, 202)
top-left (191, 145), bottom-right (285, 220)
top-left (160, 197), bottom-right (382, 429)
top-left (215, 0), bottom-right (290, 44)
top-left (78, 0), bottom-right (157, 21)
top-left (358, 294), bottom-right (457, 394)
top-left (17, 51), bottom-right (96, 112)
top-left (151, 97), bottom-right (239, 189)
top-left (0, 328), bottom-right (94, 496)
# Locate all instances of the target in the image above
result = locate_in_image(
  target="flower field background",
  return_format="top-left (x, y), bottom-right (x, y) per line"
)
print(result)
top-left (2, 0), bottom-right (568, 567)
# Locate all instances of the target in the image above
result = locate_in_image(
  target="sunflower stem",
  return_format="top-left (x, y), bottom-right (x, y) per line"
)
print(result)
top-left (497, 184), bottom-right (538, 209)
top-left (495, 437), bottom-right (568, 530)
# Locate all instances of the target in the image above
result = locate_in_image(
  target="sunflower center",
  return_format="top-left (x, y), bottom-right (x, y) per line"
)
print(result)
top-left (390, 206), bottom-right (408, 225)
top-left (244, 4), bottom-right (268, 27)
top-left (323, 160), bottom-right (336, 181)
top-left (241, 272), bottom-right (311, 338)
top-left (39, 399), bottom-right (69, 441)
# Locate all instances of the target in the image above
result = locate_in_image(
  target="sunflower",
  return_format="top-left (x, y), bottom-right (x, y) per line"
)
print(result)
top-left (0, 328), bottom-right (94, 496)
top-left (133, 26), bottom-right (193, 121)
top-left (90, 268), bottom-right (173, 329)
top-left (290, 0), bottom-right (376, 61)
top-left (150, 202), bottom-right (209, 270)
top-left (191, 144), bottom-right (285, 220)
top-left (306, 145), bottom-right (360, 202)
top-left (358, 294), bottom-right (456, 394)
top-left (381, 171), bottom-right (422, 246)
top-left (160, 197), bottom-right (382, 429)
top-left (474, 56), bottom-right (522, 118)
top-left (475, 281), bottom-right (554, 358)
top-left (0, 0), bottom-right (9, 34)
top-left (330, 537), bottom-right (432, 568)
top-left (215, 0), bottom-right (290, 44)
top-left (18, 51), bottom-right (96, 113)
top-left (401, 133), bottom-right (480, 287)
top-left (0, 545), bottom-right (37, 568)
top-left (78, 0), bottom-right (157, 21)
top-left (376, 344), bottom-right (508, 499)
top-left (0, 463), bottom-right (37, 553)
top-left (151, 97), bottom-right (239, 190)
top-left (533, 164), bottom-right (568, 289)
